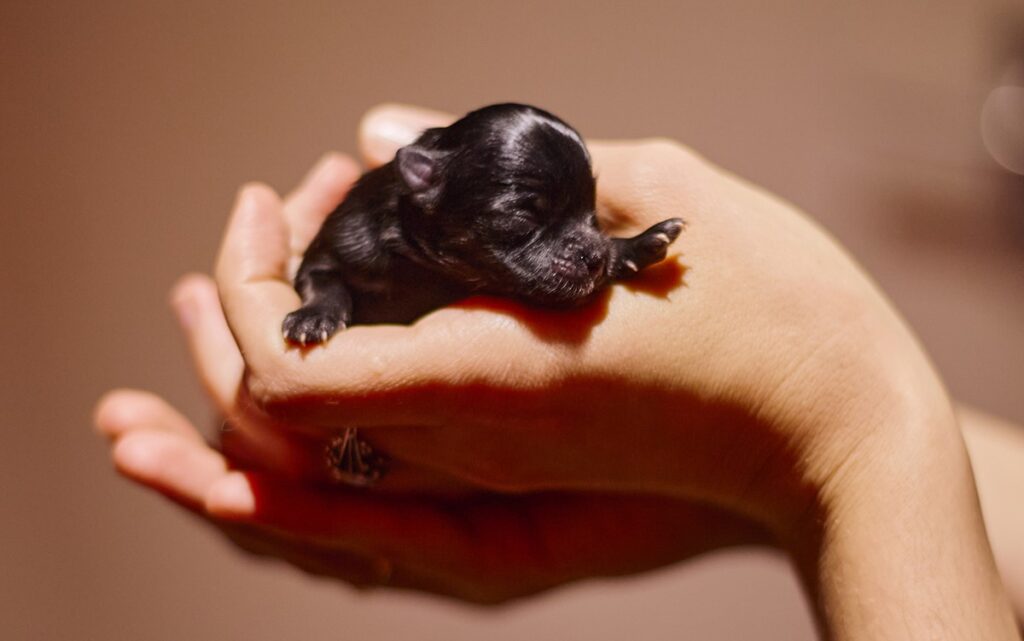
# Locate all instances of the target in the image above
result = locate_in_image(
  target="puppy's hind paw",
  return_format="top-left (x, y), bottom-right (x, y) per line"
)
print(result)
top-left (282, 307), bottom-right (345, 346)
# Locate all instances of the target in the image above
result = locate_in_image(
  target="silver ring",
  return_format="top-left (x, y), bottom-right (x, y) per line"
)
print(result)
top-left (325, 428), bottom-right (389, 487)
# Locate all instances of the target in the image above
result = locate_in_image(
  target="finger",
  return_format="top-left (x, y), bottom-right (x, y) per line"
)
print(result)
top-left (282, 152), bottom-right (361, 258)
top-left (205, 472), bottom-right (472, 555)
top-left (249, 298), bottom-right (571, 429)
top-left (205, 471), bottom-right (485, 597)
top-left (101, 422), bottom-right (437, 594)
top-left (169, 268), bottom-right (319, 479)
top-left (215, 403), bottom-right (478, 494)
top-left (170, 262), bottom-right (473, 492)
top-left (94, 388), bottom-right (205, 443)
top-left (169, 267), bottom-right (331, 479)
top-left (358, 103), bottom-right (454, 168)
top-left (170, 273), bottom-right (243, 413)
top-left (214, 183), bottom-right (302, 377)
top-left (206, 475), bottom-right (764, 604)
top-left (112, 430), bottom-right (230, 511)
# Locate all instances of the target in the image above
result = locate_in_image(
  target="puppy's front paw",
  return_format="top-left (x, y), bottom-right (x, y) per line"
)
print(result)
top-left (282, 307), bottom-right (346, 345)
top-left (634, 218), bottom-right (685, 260)
top-left (614, 217), bottom-right (685, 277)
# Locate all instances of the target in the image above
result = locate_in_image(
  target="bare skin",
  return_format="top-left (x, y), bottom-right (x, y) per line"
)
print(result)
top-left (960, 406), bottom-right (1024, 621)
top-left (95, 105), bottom-right (1021, 639)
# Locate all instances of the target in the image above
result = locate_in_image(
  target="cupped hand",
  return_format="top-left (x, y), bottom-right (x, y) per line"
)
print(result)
top-left (94, 128), bottom-right (764, 603)
top-left (210, 105), bottom-right (954, 536)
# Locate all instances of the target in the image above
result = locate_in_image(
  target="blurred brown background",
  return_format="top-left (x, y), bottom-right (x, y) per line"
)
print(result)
top-left (2, 1), bottom-right (1023, 639)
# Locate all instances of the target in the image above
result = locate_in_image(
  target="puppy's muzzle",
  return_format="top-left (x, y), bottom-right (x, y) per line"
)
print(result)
top-left (558, 238), bottom-right (607, 279)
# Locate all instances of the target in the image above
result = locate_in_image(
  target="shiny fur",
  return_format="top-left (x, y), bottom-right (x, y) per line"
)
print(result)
top-left (283, 103), bottom-right (683, 344)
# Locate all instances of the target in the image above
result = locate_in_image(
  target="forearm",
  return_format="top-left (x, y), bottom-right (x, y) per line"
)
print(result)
top-left (791, 410), bottom-right (1019, 640)
top-left (960, 404), bottom-right (1024, 620)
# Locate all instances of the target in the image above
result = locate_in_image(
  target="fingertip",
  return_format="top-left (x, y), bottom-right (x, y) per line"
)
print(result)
top-left (169, 273), bottom-right (216, 307)
top-left (205, 472), bottom-right (256, 518)
top-left (309, 151), bottom-right (360, 186)
top-left (169, 273), bottom-right (217, 330)
top-left (217, 181), bottom-right (289, 286)
top-left (228, 181), bottom-right (284, 236)
top-left (237, 181), bottom-right (279, 205)
top-left (95, 388), bottom-right (207, 447)
top-left (358, 103), bottom-right (453, 167)
top-left (94, 389), bottom-right (161, 439)
top-left (231, 182), bottom-right (284, 231)
top-left (93, 388), bottom-right (132, 438)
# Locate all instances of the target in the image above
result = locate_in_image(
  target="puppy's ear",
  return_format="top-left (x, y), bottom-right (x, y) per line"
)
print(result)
top-left (396, 145), bottom-right (447, 207)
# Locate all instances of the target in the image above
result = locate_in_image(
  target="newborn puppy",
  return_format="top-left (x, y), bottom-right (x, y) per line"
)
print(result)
top-left (283, 103), bottom-right (684, 344)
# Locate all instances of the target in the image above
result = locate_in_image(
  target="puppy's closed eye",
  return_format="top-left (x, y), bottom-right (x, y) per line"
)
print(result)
top-left (499, 211), bottom-right (539, 240)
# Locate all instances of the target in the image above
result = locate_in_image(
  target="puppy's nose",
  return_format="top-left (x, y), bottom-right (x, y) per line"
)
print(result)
top-left (576, 246), bottom-right (606, 276)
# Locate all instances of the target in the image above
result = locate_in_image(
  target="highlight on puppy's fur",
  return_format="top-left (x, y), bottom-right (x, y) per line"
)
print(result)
top-left (283, 103), bottom-right (684, 345)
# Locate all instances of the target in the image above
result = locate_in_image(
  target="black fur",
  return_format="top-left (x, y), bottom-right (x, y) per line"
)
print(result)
top-left (283, 103), bottom-right (684, 344)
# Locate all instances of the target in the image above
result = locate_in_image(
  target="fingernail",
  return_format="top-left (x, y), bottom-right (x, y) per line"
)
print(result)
top-left (206, 473), bottom-right (256, 517)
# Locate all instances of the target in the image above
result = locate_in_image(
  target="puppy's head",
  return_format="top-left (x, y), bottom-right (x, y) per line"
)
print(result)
top-left (394, 103), bottom-right (607, 305)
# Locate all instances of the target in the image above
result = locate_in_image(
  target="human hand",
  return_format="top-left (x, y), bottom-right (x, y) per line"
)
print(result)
top-left (94, 387), bottom-right (761, 602)
top-left (98, 105), bottom-right (1019, 636)
top-left (95, 141), bottom-right (763, 603)
top-left (213, 105), bottom-right (953, 534)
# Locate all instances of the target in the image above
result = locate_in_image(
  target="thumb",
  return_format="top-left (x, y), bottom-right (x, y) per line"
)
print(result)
top-left (358, 104), bottom-right (454, 168)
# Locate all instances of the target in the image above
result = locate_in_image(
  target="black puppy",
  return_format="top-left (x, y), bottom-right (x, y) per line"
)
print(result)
top-left (283, 103), bottom-right (684, 344)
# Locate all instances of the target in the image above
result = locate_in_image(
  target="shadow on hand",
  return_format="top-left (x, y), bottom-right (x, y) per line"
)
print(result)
top-left (621, 258), bottom-right (688, 297)
top-left (451, 257), bottom-right (688, 345)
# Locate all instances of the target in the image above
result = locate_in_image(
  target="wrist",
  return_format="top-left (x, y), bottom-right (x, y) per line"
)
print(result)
top-left (786, 406), bottom-right (1019, 640)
